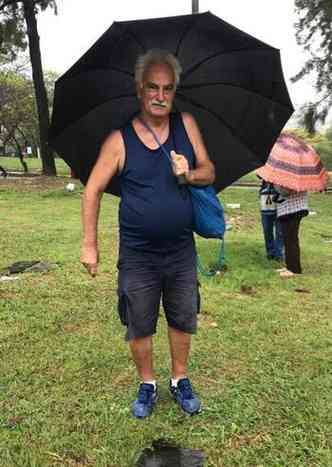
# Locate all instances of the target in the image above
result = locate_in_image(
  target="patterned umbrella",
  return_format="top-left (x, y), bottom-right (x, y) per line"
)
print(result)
top-left (256, 132), bottom-right (329, 192)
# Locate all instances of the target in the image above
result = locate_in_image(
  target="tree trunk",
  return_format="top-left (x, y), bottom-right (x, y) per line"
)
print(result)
top-left (23, 0), bottom-right (56, 175)
top-left (14, 136), bottom-right (28, 173)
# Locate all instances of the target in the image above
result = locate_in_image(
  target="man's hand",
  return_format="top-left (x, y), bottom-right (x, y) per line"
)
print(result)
top-left (170, 150), bottom-right (189, 177)
top-left (80, 245), bottom-right (99, 277)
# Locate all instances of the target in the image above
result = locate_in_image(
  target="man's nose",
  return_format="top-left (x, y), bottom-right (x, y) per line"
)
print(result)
top-left (157, 88), bottom-right (165, 101)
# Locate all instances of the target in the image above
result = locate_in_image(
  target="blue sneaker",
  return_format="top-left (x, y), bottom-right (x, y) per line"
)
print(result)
top-left (170, 378), bottom-right (201, 415)
top-left (132, 383), bottom-right (158, 419)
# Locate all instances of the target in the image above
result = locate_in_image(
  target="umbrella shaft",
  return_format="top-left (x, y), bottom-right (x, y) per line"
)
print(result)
top-left (192, 0), bottom-right (199, 13)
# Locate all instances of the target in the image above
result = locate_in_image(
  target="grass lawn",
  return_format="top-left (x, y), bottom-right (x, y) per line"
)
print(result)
top-left (0, 157), bottom-right (71, 177)
top-left (0, 177), bottom-right (331, 466)
top-left (1, 156), bottom-right (331, 187)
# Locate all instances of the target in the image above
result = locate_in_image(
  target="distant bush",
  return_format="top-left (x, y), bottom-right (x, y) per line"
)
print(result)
top-left (284, 127), bottom-right (332, 171)
top-left (325, 127), bottom-right (332, 142)
top-left (286, 128), bottom-right (326, 145)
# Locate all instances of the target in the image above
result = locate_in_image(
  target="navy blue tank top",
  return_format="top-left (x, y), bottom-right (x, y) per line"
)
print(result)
top-left (119, 112), bottom-right (195, 253)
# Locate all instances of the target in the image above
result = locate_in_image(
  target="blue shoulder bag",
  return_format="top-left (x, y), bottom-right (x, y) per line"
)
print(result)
top-left (188, 184), bottom-right (225, 239)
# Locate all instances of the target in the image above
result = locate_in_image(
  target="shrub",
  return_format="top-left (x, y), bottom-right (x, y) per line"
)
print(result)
top-left (313, 140), bottom-right (332, 170)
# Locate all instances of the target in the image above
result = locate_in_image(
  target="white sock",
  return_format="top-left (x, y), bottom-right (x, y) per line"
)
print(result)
top-left (171, 377), bottom-right (185, 387)
top-left (143, 380), bottom-right (156, 390)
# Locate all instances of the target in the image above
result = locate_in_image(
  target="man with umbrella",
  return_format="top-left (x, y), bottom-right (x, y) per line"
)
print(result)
top-left (81, 49), bottom-right (215, 418)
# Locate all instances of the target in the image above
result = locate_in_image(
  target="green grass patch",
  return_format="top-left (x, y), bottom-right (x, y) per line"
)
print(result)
top-left (0, 179), bottom-right (331, 466)
top-left (313, 140), bottom-right (332, 171)
top-left (0, 156), bottom-right (70, 176)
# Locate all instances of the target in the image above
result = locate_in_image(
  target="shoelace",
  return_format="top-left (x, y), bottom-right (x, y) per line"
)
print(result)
top-left (138, 384), bottom-right (154, 403)
top-left (178, 379), bottom-right (194, 400)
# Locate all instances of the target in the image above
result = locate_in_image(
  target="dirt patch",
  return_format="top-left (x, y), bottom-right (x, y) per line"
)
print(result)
top-left (0, 289), bottom-right (18, 300)
top-left (227, 214), bottom-right (256, 231)
top-left (62, 321), bottom-right (100, 336)
top-left (240, 284), bottom-right (257, 296)
top-left (198, 314), bottom-right (219, 329)
top-left (227, 431), bottom-right (271, 449)
top-left (112, 373), bottom-right (134, 387)
top-left (0, 175), bottom-right (77, 192)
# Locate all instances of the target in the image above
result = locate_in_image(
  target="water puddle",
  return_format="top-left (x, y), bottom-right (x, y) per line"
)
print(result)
top-left (136, 439), bottom-right (205, 466)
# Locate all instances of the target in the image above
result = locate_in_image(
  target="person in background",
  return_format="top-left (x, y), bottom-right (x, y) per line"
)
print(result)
top-left (258, 176), bottom-right (284, 262)
top-left (275, 186), bottom-right (309, 277)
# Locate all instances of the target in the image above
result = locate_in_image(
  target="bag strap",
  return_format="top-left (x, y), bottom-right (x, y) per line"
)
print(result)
top-left (138, 114), bottom-right (188, 186)
top-left (137, 116), bottom-right (173, 164)
top-left (197, 238), bottom-right (225, 277)
top-left (138, 115), bottom-right (226, 277)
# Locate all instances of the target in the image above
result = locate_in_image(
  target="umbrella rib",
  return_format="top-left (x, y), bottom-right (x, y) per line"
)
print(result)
top-left (53, 93), bottom-right (138, 137)
top-left (107, 67), bottom-right (134, 78)
top-left (58, 67), bottom-right (134, 85)
top-left (182, 47), bottom-right (274, 79)
top-left (176, 91), bottom-right (264, 158)
top-left (100, 92), bottom-right (137, 102)
top-left (118, 21), bottom-right (147, 53)
top-left (175, 14), bottom-right (202, 57)
top-left (179, 82), bottom-right (289, 108)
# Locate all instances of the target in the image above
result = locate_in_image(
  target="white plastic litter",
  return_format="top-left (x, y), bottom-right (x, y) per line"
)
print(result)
top-left (66, 182), bottom-right (76, 192)
top-left (0, 276), bottom-right (19, 282)
top-left (226, 203), bottom-right (240, 209)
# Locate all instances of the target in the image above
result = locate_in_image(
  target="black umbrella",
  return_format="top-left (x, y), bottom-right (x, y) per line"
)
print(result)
top-left (49, 11), bottom-right (293, 195)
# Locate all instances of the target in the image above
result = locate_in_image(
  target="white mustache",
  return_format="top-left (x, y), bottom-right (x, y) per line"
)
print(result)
top-left (151, 101), bottom-right (167, 108)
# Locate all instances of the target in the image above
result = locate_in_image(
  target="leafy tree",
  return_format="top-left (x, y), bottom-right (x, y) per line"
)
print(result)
top-left (43, 69), bottom-right (59, 111)
top-left (0, 69), bottom-right (37, 171)
top-left (313, 137), bottom-right (332, 171)
top-left (292, 0), bottom-right (332, 133)
top-left (287, 127), bottom-right (332, 170)
top-left (0, 2), bottom-right (25, 58)
top-left (294, 102), bottom-right (316, 135)
top-left (325, 126), bottom-right (332, 142)
top-left (286, 127), bottom-right (325, 145)
top-left (0, 0), bottom-right (57, 175)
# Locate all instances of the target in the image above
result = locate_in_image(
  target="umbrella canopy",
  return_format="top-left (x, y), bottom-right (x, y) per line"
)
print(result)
top-left (256, 132), bottom-right (329, 192)
top-left (49, 11), bottom-right (293, 195)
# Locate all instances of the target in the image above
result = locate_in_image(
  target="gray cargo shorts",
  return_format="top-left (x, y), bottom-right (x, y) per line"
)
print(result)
top-left (117, 240), bottom-right (200, 341)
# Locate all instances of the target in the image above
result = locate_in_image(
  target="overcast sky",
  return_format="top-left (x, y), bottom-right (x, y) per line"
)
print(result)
top-left (37, 0), bottom-right (316, 120)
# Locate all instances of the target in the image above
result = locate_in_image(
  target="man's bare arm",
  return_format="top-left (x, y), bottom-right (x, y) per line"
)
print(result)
top-left (81, 130), bottom-right (124, 276)
top-left (182, 112), bottom-right (215, 185)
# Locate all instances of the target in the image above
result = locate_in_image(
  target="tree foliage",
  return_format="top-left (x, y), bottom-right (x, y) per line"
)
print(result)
top-left (0, 1), bottom-right (26, 58)
top-left (287, 126), bottom-right (332, 170)
top-left (292, 0), bottom-right (332, 131)
top-left (0, 1), bottom-right (56, 58)
top-left (287, 127), bottom-right (325, 145)
top-left (325, 126), bottom-right (332, 142)
top-left (0, 61), bottom-right (58, 176)
top-left (0, 68), bottom-right (37, 153)
top-left (0, 0), bottom-right (57, 175)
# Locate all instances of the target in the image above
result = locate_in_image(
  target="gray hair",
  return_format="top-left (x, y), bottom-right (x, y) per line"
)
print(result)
top-left (135, 49), bottom-right (182, 89)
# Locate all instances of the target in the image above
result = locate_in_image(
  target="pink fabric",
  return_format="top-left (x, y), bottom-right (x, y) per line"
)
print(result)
top-left (256, 133), bottom-right (329, 192)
